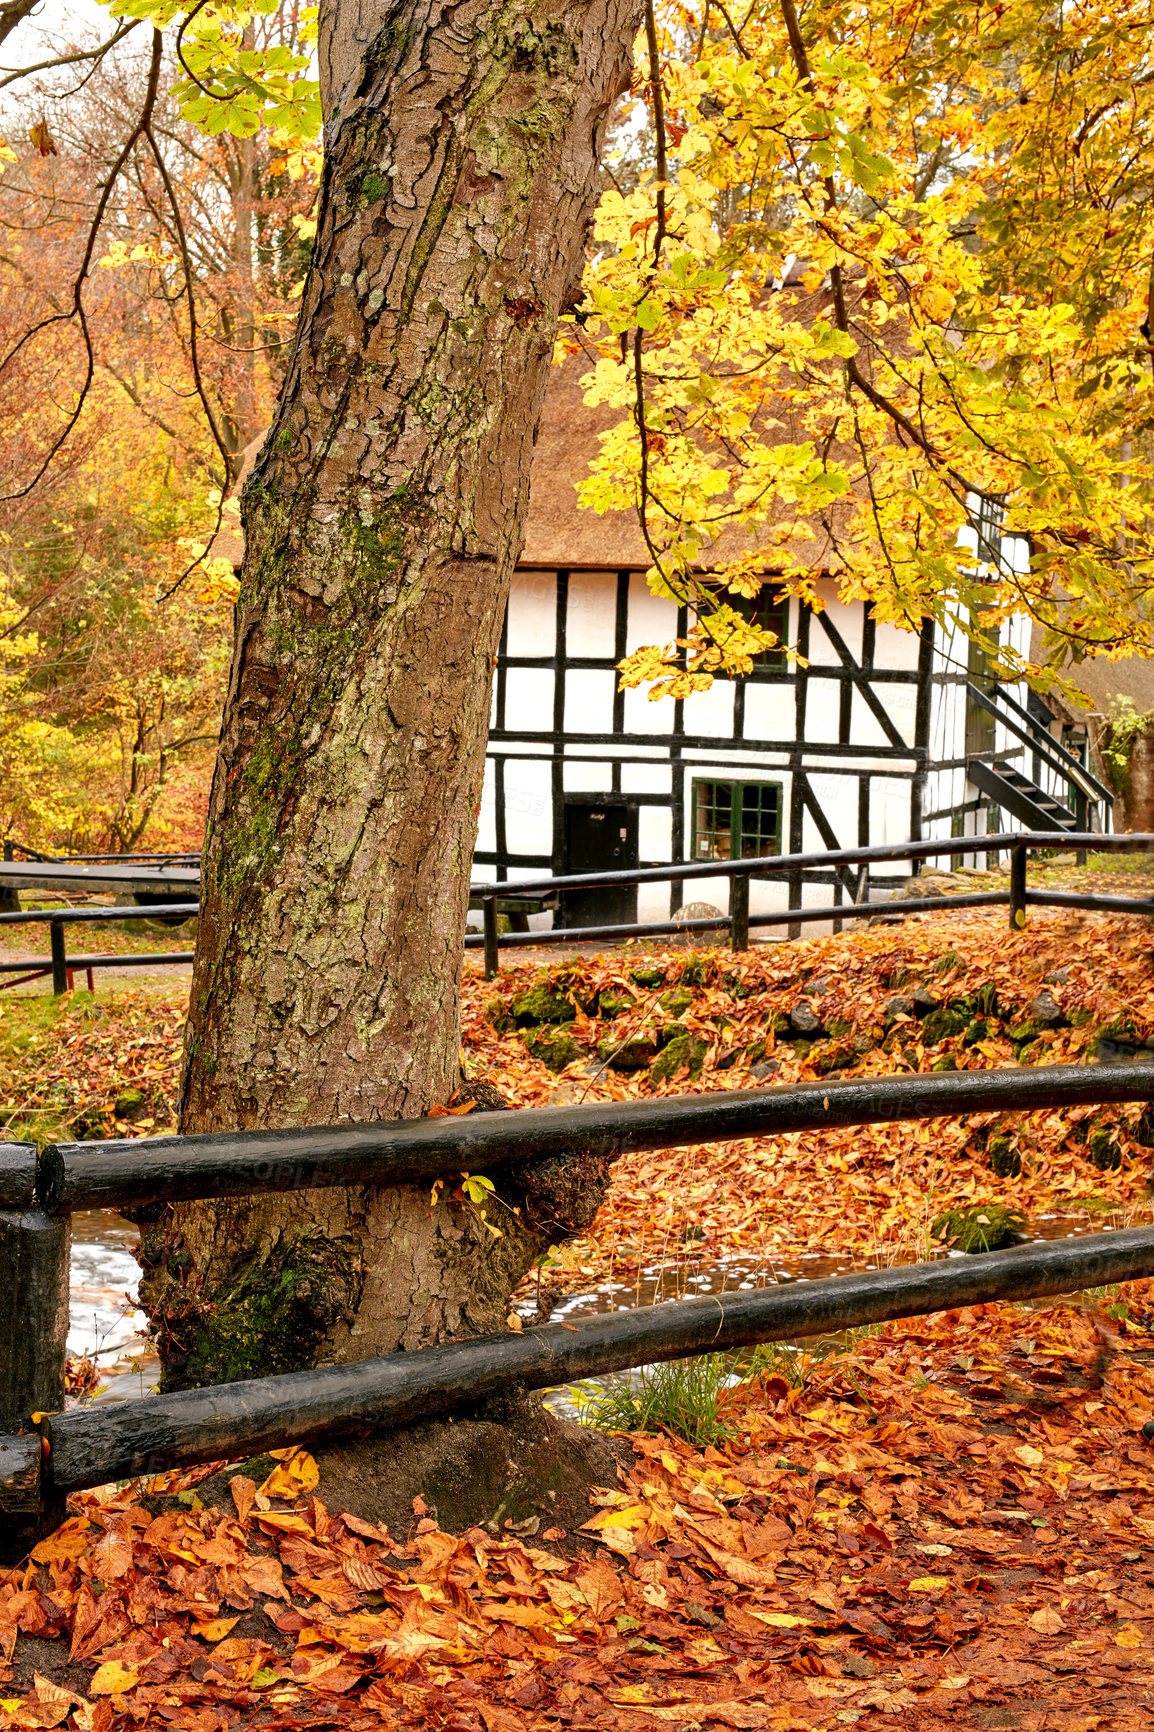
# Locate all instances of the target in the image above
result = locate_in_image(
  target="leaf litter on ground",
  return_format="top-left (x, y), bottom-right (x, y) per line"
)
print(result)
top-left (8, 1289), bottom-right (1154, 1727)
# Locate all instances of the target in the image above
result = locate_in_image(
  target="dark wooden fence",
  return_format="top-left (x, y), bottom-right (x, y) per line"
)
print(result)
top-left (3, 833), bottom-right (1150, 994)
top-left (5, 1061), bottom-right (1154, 1555)
top-left (468, 830), bottom-right (1154, 977)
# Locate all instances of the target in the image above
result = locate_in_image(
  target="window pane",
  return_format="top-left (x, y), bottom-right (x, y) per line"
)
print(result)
top-left (694, 780), bottom-right (733, 860)
top-left (738, 783), bottom-right (781, 858)
top-left (732, 592), bottom-right (788, 668)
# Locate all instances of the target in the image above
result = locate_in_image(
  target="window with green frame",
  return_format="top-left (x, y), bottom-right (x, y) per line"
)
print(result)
top-left (692, 779), bottom-right (784, 861)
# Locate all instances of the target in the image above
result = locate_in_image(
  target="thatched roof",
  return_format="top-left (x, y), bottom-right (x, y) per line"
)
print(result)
top-left (208, 338), bottom-right (843, 575)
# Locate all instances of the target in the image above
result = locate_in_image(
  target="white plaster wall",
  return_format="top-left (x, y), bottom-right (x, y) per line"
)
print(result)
top-left (625, 574), bottom-right (678, 652)
top-left (623, 686), bottom-right (677, 735)
top-left (622, 762), bottom-right (673, 794)
top-left (809, 593), bottom-right (864, 663)
top-left (564, 760), bottom-right (613, 793)
top-left (681, 680), bottom-right (735, 739)
top-left (503, 757), bottom-right (552, 856)
top-left (871, 777), bottom-right (913, 843)
top-left (805, 772), bottom-right (858, 847)
top-left (744, 683), bottom-right (796, 740)
top-left (803, 677), bottom-right (842, 744)
top-left (564, 667), bottom-right (616, 735)
top-left (504, 667), bottom-right (554, 730)
top-left (872, 620), bottom-right (923, 671)
top-left (567, 571), bottom-right (618, 657)
top-left (639, 805), bottom-right (673, 867)
top-left (505, 571), bottom-right (556, 655)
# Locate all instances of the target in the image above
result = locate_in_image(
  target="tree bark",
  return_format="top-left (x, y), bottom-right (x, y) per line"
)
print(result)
top-left (137, 0), bottom-right (642, 1390)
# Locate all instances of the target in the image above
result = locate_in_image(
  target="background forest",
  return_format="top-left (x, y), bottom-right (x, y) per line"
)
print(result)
top-left (0, 1), bottom-right (319, 851)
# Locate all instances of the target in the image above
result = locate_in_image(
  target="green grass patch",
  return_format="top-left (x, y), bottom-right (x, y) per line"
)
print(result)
top-left (578, 1343), bottom-right (808, 1450)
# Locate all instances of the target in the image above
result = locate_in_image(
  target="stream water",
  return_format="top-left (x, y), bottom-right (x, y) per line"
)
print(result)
top-left (65, 1207), bottom-right (1134, 1418)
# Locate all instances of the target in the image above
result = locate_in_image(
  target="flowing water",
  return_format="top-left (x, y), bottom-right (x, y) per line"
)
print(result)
top-left (64, 1208), bottom-right (1137, 1417)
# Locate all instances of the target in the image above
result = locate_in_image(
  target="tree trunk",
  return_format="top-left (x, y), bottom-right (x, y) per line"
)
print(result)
top-left (137, 0), bottom-right (641, 1390)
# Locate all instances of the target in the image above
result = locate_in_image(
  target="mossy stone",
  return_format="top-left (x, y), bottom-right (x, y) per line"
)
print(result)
top-left (522, 1027), bottom-right (582, 1072)
top-left (987, 1133), bottom-right (1022, 1178)
top-left (962, 1018), bottom-right (988, 1047)
top-left (596, 1034), bottom-right (657, 1071)
top-left (920, 1004), bottom-right (969, 1044)
top-left (931, 1053), bottom-right (958, 1072)
top-left (932, 1203), bottom-right (1027, 1253)
top-left (630, 967), bottom-right (665, 988)
top-left (650, 1032), bottom-right (709, 1085)
top-left (659, 988), bottom-right (694, 1018)
top-left (824, 1018), bottom-right (853, 1040)
top-left (511, 983), bottom-right (576, 1027)
top-left (1087, 1127), bottom-right (1123, 1171)
top-left (812, 1043), bottom-right (855, 1076)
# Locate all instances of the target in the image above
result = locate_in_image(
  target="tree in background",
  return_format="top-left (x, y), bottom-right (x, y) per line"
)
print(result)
top-left (0, 5), bottom-right (318, 850)
top-left (571, 0), bottom-right (1154, 700)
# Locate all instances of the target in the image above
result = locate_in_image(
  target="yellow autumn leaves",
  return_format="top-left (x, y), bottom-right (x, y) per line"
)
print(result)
top-left (565, 0), bottom-right (1154, 703)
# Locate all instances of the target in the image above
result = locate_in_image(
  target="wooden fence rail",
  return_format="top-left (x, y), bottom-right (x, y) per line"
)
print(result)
top-left (6, 1062), bottom-right (1154, 1553)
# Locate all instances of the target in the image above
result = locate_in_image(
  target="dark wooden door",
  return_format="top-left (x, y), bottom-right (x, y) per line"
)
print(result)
top-left (561, 801), bottom-right (639, 929)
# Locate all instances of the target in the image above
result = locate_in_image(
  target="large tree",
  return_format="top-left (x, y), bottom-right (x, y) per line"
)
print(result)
top-left (137, 0), bottom-right (644, 1386)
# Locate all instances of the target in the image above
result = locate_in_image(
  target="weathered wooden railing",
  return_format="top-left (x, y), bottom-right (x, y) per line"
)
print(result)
top-left (5, 1061), bottom-right (1154, 1555)
top-left (467, 830), bottom-right (1154, 977)
top-left (0, 902), bottom-right (199, 994)
top-left (4, 834), bottom-right (1150, 995)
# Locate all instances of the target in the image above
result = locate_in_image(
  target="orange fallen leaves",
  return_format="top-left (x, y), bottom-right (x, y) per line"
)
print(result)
top-left (5, 1291), bottom-right (1154, 1727)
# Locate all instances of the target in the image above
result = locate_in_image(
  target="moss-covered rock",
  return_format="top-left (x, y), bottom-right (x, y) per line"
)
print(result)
top-left (597, 1034), bottom-right (658, 1071)
top-left (920, 1003), bottom-right (970, 1044)
top-left (788, 1000), bottom-right (823, 1037)
top-left (1087, 1127), bottom-right (1123, 1170)
top-left (659, 987), bottom-right (694, 1018)
top-left (812, 1042), bottom-right (856, 1076)
top-left (630, 966), bottom-right (665, 989)
top-left (987, 1133), bottom-right (1022, 1178)
top-left (522, 1026), bottom-right (583, 1072)
top-left (113, 1087), bottom-right (148, 1121)
top-left (962, 1017), bottom-right (988, 1047)
top-left (511, 982), bottom-right (576, 1027)
top-left (597, 990), bottom-right (633, 1020)
top-left (650, 1031), bottom-right (709, 1085)
top-left (932, 1203), bottom-right (1027, 1253)
top-left (931, 1053), bottom-right (957, 1072)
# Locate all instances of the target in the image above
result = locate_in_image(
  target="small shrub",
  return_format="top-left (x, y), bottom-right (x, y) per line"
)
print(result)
top-left (579, 1355), bottom-right (738, 1449)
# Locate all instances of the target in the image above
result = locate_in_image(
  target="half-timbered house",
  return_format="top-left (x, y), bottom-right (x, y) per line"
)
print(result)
top-left (216, 364), bottom-right (1111, 937)
top-left (478, 362), bottom-right (1106, 932)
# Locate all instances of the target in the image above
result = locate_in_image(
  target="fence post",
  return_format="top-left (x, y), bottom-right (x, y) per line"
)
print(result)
top-left (50, 917), bottom-right (67, 996)
top-left (0, 1209), bottom-right (70, 1431)
top-left (1009, 842), bottom-right (1027, 930)
top-left (1074, 790), bottom-right (1088, 867)
top-left (482, 896), bottom-right (499, 981)
top-left (730, 871), bottom-right (750, 951)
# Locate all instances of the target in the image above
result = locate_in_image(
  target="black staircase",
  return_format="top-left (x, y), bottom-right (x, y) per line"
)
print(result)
top-left (968, 756), bottom-right (1078, 831)
top-left (965, 683), bottom-right (1113, 835)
